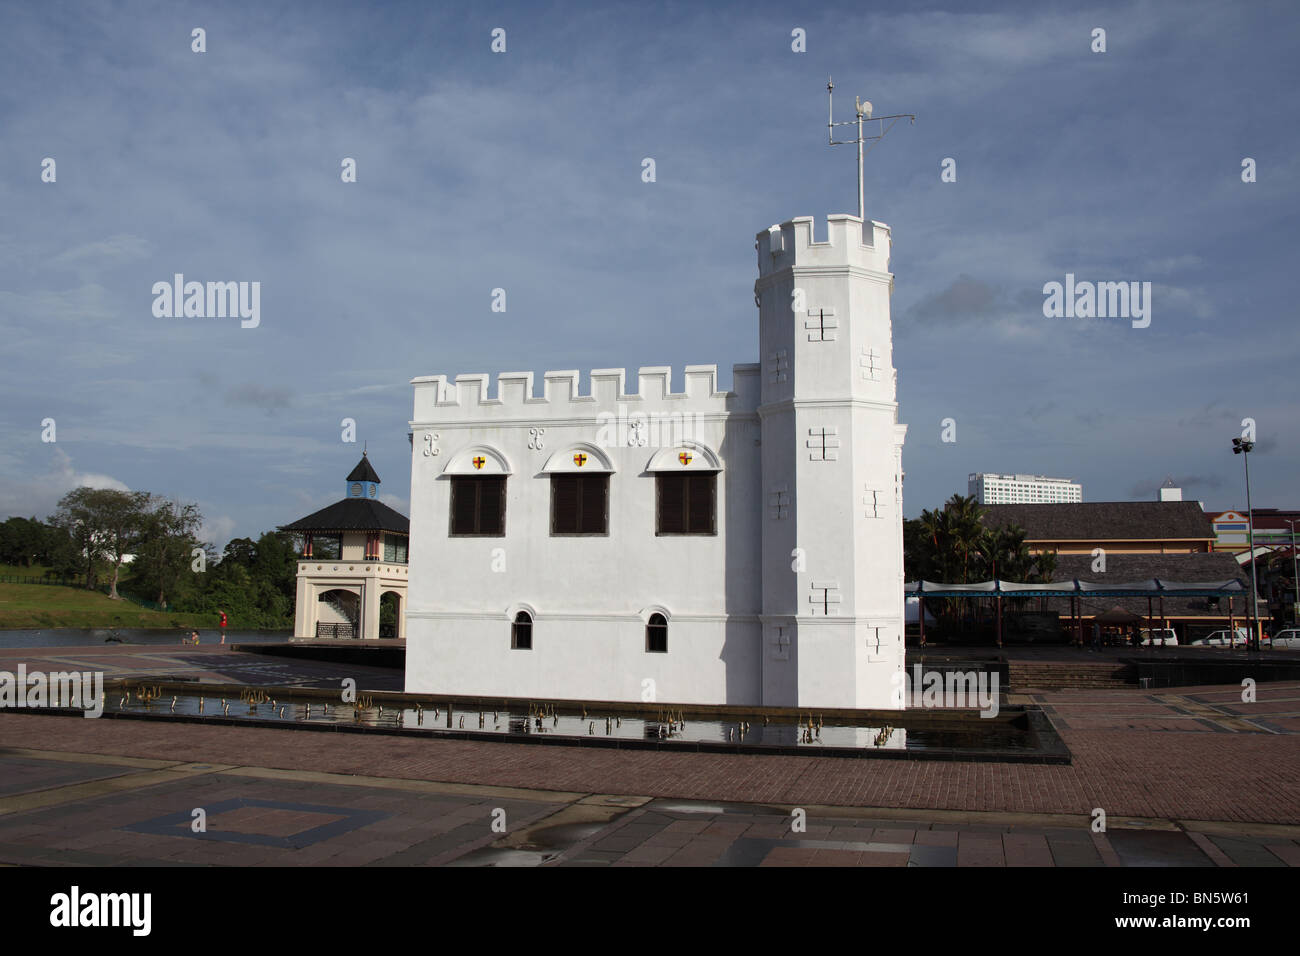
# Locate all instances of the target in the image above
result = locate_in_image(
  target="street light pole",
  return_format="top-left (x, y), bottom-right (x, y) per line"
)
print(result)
top-left (1233, 436), bottom-right (1262, 650)
top-left (1286, 518), bottom-right (1300, 626)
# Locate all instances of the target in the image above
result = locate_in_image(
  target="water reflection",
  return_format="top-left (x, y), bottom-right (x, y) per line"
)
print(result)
top-left (107, 689), bottom-right (1036, 753)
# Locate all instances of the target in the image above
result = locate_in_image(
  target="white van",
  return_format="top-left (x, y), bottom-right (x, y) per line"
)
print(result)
top-left (1190, 628), bottom-right (1249, 647)
top-left (1139, 628), bottom-right (1178, 647)
top-left (1271, 628), bottom-right (1300, 649)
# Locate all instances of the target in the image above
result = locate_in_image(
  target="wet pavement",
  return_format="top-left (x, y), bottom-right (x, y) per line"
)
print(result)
top-left (0, 747), bottom-right (1294, 867)
top-left (1, 644), bottom-right (1297, 866)
top-left (0, 643), bottom-right (403, 691)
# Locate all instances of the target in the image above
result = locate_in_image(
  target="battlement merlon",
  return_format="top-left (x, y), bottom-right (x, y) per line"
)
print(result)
top-left (754, 214), bottom-right (891, 279)
top-left (410, 364), bottom-right (761, 421)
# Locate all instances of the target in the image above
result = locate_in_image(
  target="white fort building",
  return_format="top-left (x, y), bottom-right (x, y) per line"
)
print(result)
top-left (405, 214), bottom-right (907, 709)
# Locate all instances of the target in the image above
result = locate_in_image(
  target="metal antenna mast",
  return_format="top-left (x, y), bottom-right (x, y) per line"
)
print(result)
top-left (827, 77), bottom-right (914, 220)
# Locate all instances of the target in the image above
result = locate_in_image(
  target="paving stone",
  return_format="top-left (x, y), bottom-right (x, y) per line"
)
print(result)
top-left (1, 667), bottom-right (1297, 869)
top-left (1048, 838), bottom-right (1103, 867)
top-left (1265, 843), bottom-right (1300, 866)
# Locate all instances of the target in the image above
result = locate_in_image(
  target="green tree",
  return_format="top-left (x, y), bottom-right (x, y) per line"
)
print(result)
top-left (182, 534), bottom-right (296, 629)
top-left (0, 517), bottom-right (42, 567)
top-left (131, 497), bottom-right (204, 607)
top-left (250, 532), bottom-right (298, 603)
top-left (50, 489), bottom-right (106, 588)
top-left (98, 490), bottom-right (150, 600)
top-left (50, 488), bottom-right (149, 597)
top-left (203, 560), bottom-right (256, 623)
top-left (945, 494), bottom-right (986, 583)
top-left (221, 537), bottom-right (257, 567)
top-left (40, 521), bottom-right (79, 577)
top-left (905, 494), bottom-right (1055, 635)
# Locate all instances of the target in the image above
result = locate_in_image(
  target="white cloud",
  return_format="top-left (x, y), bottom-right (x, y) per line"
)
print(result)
top-left (199, 515), bottom-right (238, 551)
top-left (0, 448), bottom-right (130, 520)
top-left (50, 234), bottom-right (154, 273)
top-left (0, 284), bottom-right (117, 324)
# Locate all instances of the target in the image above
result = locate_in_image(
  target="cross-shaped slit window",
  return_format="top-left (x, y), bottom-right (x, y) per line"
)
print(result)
top-left (807, 426), bottom-right (840, 462)
top-left (804, 308), bottom-right (838, 342)
top-left (860, 345), bottom-right (882, 381)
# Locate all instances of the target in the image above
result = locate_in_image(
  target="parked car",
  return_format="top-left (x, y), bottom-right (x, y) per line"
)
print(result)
top-left (1272, 628), bottom-right (1300, 649)
top-left (1190, 628), bottom-right (1249, 647)
top-left (1139, 628), bottom-right (1178, 646)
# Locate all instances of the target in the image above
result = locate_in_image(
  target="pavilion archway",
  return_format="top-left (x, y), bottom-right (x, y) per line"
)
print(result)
top-left (317, 588), bottom-right (360, 639)
top-left (379, 589), bottom-right (404, 640)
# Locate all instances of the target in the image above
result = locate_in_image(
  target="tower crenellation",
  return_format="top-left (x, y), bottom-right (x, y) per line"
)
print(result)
top-left (410, 364), bottom-right (761, 421)
top-left (756, 215), bottom-right (891, 279)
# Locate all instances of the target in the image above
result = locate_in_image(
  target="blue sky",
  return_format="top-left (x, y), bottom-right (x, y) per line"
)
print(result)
top-left (2, 0), bottom-right (1297, 547)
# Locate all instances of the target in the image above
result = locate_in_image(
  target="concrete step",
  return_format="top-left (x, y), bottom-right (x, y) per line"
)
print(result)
top-left (1007, 662), bottom-right (1135, 690)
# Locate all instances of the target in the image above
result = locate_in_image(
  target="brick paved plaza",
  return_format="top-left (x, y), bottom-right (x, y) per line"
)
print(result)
top-left (1, 645), bottom-right (1297, 867)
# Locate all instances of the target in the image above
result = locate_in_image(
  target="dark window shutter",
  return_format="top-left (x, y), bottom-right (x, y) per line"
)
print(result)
top-left (580, 475), bottom-right (607, 533)
top-left (552, 476), bottom-right (579, 534)
top-left (479, 477), bottom-right (505, 535)
top-left (451, 476), bottom-right (506, 535)
top-left (687, 474), bottom-right (715, 533)
top-left (450, 479), bottom-right (478, 535)
top-left (658, 475), bottom-right (686, 533)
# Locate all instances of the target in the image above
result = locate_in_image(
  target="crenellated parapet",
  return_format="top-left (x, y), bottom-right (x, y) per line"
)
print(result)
top-left (755, 214), bottom-right (891, 281)
top-left (411, 364), bottom-right (761, 423)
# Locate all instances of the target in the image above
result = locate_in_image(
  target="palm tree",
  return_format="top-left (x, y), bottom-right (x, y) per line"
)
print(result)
top-left (942, 494), bottom-right (985, 583)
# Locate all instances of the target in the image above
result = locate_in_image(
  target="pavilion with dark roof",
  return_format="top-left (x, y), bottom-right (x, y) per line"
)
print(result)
top-left (279, 452), bottom-right (410, 640)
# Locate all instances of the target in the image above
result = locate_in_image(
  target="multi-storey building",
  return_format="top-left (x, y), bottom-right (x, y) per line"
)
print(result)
top-left (968, 473), bottom-right (1082, 505)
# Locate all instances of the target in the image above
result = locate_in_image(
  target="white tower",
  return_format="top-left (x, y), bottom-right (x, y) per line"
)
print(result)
top-left (755, 215), bottom-right (907, 708)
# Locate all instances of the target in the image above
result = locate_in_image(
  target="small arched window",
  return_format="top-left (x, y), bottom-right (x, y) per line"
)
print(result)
top-left (646, 613), bottom-right (668, 653)
top-left (511, 611), bottom-right (532, 650)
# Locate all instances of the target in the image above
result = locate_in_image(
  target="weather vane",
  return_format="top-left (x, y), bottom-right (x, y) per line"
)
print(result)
top-left (826, 77), bottom-right (914, 220)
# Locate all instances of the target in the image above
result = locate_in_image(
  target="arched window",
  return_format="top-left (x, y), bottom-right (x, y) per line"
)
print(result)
top-left (646, 613), bottom-right (667, 653)
top-left (511, 611), bottom-right (532, 650)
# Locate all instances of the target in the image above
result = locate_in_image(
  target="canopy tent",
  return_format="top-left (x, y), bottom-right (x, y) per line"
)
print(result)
top-left (905, 579), bottom-right (1245, 598)
top-left (1093, 606), bottom-right (1144, 625)
top-left (905, 578), bottom-right (1248, 647)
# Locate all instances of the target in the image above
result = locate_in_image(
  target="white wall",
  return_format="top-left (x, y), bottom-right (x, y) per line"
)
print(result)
top-left (406, 214), bottom-right (908, 710)
top-left (405, 614), bottom-right (761, 704)
top-left (753, 216), bottom-right (907, 708)
top-left (406, 366), bottom-right (766, 703)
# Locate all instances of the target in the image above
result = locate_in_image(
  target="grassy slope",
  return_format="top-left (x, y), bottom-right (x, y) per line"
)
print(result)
top-left (0, 581), bottom-right (210, 629)
top-left (0, 563), bottom-right (61, 578)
